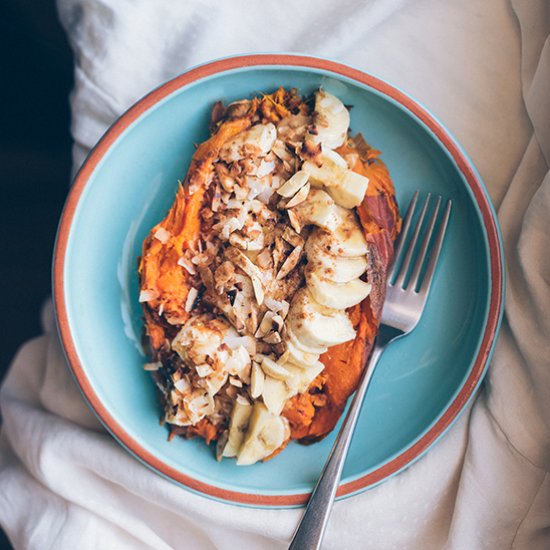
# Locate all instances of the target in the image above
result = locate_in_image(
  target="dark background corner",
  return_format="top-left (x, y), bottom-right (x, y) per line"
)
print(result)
top-left (0, 1), bottom-right (74, 547)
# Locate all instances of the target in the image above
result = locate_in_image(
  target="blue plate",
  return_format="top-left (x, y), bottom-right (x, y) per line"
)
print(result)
top-left (53, 54), bottom-right (504, 507)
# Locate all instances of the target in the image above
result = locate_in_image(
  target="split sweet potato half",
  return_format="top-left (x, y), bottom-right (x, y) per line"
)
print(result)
top-left (138, 88), bottom-right (401, 461)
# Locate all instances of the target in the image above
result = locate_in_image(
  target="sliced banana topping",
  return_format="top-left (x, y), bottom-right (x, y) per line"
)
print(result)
top-left (285, 335), bottom-right (322, 367)
top-left (308, 90), bottom-right (350, 150)
top-left (284, 361), bottom-right (325, 393)
top-left (326, 170), bottom-right (370, 209)
top-left (262, 376), bottom-right (292, 415)
top-left (306, 243), bottom-right (367, 283)
top-left (277, 170), bottom-right (309, 198)
top-left (287, 288), bottom-right (356, 348)
top-left (236, 403), bottom-right (288, 465)
top-left (250, 362), bottom-right (265, 399)
top-left (288, 188), bottom-right (340, 232)
top-left (306, 209), bottom-right (368, 258)
top-left (286, 325), bottom-right (328, 355)
top-left (222, 399), bottom-right (253, 458)
top-left (306, 269), bottom-right (372, 309)
top-left (259, 355), bottom-right (291, 381)
top-left (219, 123), bottom-right (277, 163)
top-left (303, 150), bottom-right (369, 209)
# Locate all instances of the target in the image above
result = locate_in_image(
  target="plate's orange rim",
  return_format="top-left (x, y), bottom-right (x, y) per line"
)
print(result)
top-left (53, 54), bottom-right (504, 507)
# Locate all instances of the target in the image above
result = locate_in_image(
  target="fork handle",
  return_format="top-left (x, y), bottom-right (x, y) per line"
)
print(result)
top-left (289, 343), bottom-right (385, 550)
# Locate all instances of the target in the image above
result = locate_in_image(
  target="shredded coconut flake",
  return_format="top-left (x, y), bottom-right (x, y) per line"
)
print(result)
top-left (143, 361), bottom-right (162, 371)
top-left (185, 288), bottom-right (198, 312)
top-left (177, 256), bottom-right (196, 275)
top-left (195, 363), bottom-right (213, 378)
top-left (154, 227), bottom-right (172, 244)
top-left (139, 289), bottom-right (159, 302)
top-left (174, 377), bottom-right (191, 394)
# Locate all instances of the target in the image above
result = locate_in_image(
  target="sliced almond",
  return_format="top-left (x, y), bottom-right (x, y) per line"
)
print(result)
top-left (281, 226), bottom-right (304, 248)
top-left (229, 376), bottom-right (243, 388)
top-left (287, 209), bottom-right (302, 233)
top-left (285, 182), bottom-right (310, 208)
top-left (272, 140), bottom-right (293, 162)
top-left (276, 245), bottom-right (303, 280)
top-left (144, 361), bottom-right (162, 371)
top-left (139, 289), bottom-right (159, 302)
top-left (225, 247), bottom-right (265, 305)
top-left (195, 363), bottom-right (212, 377)
top-left (255, 311), bottom-right (276, 338)
top-left (236, 394), bottom-right (250, 406)
top-left (271, 315), bottom-right (284, 332)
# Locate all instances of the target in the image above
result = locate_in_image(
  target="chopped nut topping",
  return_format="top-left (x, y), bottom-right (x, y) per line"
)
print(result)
top-left (276, 245), bottom-right (303, 280)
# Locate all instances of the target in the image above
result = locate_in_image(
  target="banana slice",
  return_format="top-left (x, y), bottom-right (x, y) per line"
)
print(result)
top-left (284, 361), bottom-right (325, 393)
top-left (308, 90), bottom-right (350, 150)
top-left (222, 400), bottom-right (253, 458)
top-left (236, 403), bottom-right (287, 465)
top-left (326, 171), bottom-right (370, 209)
top-left (303, 150), bottom-right (347, 186)
top-left (307, 210), bottom-right (368, 258)
top-left (303, 150), bottom-right (369, 208)
top-left (277, 170), bottom-right (309, 198)
top-left (220, 123), bottom-right (277, 162)
top-left (260, 356), bottom-right (290, 381)
top-left (288, 288), bottom-right (356, 348)
top-left (250, 362), bottom-right (265, 399)
top-left (286, 325), bottom-right (328, 355)
top-left (306, 244), bottom-right (367, 283)
top-left (289, 188), bottom-right (340, 232)
top-left (285, 335), bottom-right (321, 367)
top-left (262, 376), bottom-right (293, 415)
top-left (306, 269), bottom-right (372, 309)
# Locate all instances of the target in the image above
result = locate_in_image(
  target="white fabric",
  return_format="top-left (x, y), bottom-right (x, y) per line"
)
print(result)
top-left (1, 0), bottom-right (549, 548)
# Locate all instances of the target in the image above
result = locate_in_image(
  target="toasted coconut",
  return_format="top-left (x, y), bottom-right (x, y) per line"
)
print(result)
top-left (185, 288), bottom-right (198, 312)
top-left (139, 289), bottom-right (159, 302)
top-left (297, 140), bottom-right (322, 166)
top-left (262, 331), bottom-right (282, 344)
top-left (154, 227), bottom-right (172, 244)
top-left (177, 256), bottom-right (197, 275)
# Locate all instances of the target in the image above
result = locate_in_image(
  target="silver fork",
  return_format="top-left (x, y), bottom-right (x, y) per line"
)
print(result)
top-left (289, 192), bottom-right (452, 550)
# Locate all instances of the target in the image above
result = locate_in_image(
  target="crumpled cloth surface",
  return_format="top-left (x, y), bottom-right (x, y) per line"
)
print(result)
top-left (1, 1), bottom-right (549, 548)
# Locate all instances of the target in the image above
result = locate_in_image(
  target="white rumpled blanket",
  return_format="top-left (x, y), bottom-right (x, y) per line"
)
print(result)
top-left (1, 1), bottom-right (549, 548)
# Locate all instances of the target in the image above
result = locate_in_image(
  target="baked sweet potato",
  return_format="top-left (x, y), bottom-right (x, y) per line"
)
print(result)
top-left (138, 88), bottom-right (400, 462)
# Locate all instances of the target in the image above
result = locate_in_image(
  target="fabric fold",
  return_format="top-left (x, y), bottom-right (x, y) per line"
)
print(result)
top-left (1, 0), bottom-right (549, 548)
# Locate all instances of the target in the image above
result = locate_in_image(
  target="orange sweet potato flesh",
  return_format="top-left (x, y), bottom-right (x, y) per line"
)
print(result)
top-left (139, 89), bottom-right (401, 446)
top-left (139, 118), bottom-right (252, 349)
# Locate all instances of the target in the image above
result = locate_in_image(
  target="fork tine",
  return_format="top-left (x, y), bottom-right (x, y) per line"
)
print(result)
top-left (394, 193), bottom-right (431, 288)
top-left (388, 191), bottom-right (418, 280)
top-left (409, 196), bottom-right (442, 291)
top-left (417, 199), bottom-right (452, 296)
